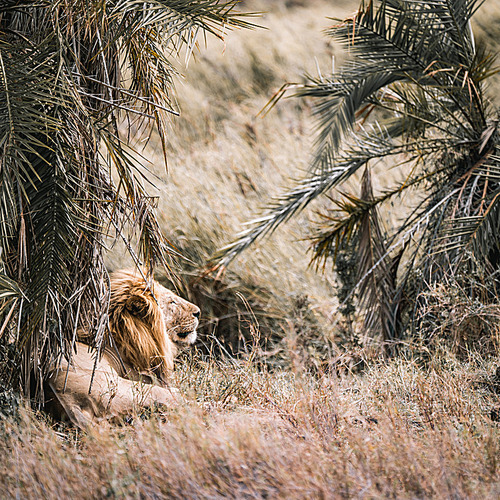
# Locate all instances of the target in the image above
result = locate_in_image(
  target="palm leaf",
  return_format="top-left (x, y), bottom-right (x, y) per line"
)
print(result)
top-left (217, 0), bottom-right (498, 348)
top-left (0, 0), bottom-right (256, 397)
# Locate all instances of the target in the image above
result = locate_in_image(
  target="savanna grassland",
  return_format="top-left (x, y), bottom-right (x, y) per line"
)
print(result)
top-left (2, 0), bottom-right (500, 498)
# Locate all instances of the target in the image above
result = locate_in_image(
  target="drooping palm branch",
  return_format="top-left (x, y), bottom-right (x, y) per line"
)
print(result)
top-left (0, 0), bottom-right (254, 398)
top-left (217, 0), bottom-right (499, 346)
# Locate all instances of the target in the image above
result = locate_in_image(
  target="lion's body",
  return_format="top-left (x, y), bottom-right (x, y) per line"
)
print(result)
top-left (47, 341), bottom-right (181, 428)
top-left (47, 270), bottom-right (200, 428)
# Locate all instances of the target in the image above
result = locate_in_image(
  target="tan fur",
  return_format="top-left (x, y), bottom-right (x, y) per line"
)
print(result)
top-left (108, 269), bottom-right (200, 383)
top-left (47, 269), bottom-right (200, 428)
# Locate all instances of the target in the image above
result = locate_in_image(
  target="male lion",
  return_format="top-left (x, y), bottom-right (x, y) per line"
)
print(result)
top-left (47, 269), bottom-right (200, 428)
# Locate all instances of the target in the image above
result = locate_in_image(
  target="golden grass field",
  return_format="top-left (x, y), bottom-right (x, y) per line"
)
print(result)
top-left (2, 353), bottom-right (500, 498)
top-left (2, 0), bottom-right (500, 497)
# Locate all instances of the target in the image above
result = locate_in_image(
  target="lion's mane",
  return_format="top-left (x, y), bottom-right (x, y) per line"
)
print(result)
top-left (109, 270), bottom-right (176, 383)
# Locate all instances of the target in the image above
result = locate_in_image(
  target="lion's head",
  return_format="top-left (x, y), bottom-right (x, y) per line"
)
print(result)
top-left (108, 269), bottom-right (200, 384)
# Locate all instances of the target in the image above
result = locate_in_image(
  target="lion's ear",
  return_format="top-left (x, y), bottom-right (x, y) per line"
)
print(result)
top-left (125, 294), bottom-right (148, 317)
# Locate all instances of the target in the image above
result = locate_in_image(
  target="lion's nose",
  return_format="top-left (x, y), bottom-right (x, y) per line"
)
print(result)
top-left (193, 310), bottom-right (200, 319)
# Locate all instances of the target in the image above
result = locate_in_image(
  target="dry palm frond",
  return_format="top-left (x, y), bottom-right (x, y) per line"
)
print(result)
top-left (0, 0), bottom-right (255, 399)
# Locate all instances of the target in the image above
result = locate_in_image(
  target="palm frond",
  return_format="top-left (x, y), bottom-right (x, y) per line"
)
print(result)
top-left (216, 127), bottom-right (401, 267)
top-left (433, 148), bottom-right (500, 259)
top-left (218, 0), bottom-right (498, 348)
top-left (0, 273), bottom-right (23, 303)
top-left (217, 123), bottom-right (454, 268)
top-left (0, 0), bottom-right (256, 397)
top-left (355, 168), bottom-right (399, 343)
top-left (310, 160), bottom-right (446, 268)
top-left (295, 0), bottom-right (489, 172)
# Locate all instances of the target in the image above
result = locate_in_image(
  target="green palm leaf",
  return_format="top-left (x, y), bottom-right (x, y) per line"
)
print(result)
top-left (217, 0), bottom-right (499, 348)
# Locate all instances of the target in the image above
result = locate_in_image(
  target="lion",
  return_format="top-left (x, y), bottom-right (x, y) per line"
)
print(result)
top-left (47, 269), bottom-right (200, 428)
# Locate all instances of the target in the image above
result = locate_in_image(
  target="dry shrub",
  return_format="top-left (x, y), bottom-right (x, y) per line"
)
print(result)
top-left (167, 270), bottom-right (284, 358)
top-left (416, 281), bottom-right (500, 359)
top-left (184, 273), bottom-right (331, 371)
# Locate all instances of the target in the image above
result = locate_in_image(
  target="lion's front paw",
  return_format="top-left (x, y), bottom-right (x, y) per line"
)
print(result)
top-left (150, 385), bottom-right (184, 406)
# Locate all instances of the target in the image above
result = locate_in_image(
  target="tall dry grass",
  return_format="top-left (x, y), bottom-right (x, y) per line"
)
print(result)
top-left (1, 352), bottom-right (499, 498)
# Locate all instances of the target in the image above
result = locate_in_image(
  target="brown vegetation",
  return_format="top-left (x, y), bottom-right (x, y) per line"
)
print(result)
top-left (1, 352), bottom-right (500, 498)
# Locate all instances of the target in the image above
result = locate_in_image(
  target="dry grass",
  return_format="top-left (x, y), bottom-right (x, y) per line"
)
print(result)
top-left (1, 353), bottom-right (499, 498)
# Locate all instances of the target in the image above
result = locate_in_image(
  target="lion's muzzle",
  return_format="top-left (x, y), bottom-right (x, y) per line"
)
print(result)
top-left (172, 308), bottom-right (200, 345)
